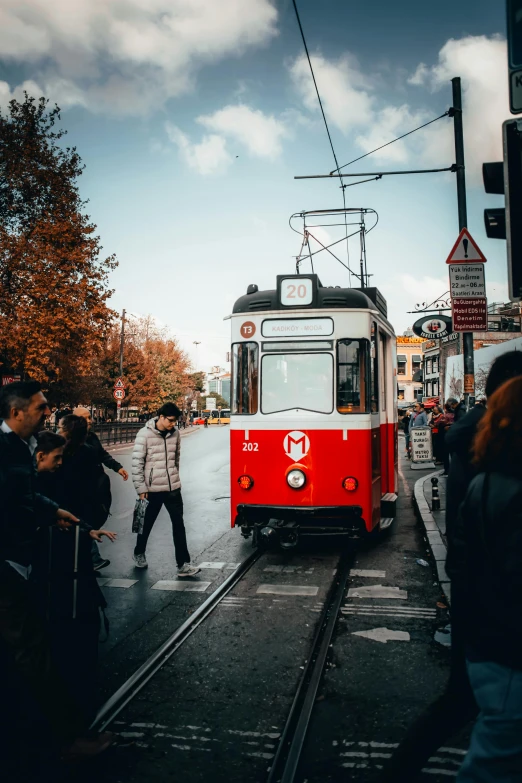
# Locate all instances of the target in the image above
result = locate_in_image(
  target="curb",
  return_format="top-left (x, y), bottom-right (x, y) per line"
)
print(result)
top-left (413, 469), bottom-right (452, 606)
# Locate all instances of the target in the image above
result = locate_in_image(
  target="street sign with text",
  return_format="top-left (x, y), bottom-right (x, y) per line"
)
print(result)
top-left (449, 263), bottom-right (486, 298)
top-left (113, 388), bottom-right (125, 400)
top-left (452, 297), bottom-right (488, 332)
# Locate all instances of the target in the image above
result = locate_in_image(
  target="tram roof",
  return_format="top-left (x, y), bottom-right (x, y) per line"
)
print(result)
top-left (233, 283), bottom-right (389, 321)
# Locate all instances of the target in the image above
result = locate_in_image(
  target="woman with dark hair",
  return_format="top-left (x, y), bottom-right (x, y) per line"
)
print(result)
top-left (450, 376), bottom-right (522, 781)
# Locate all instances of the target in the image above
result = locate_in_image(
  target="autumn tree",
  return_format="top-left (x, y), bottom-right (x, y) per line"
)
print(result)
top-left (0, 94), bottom-right (116, 383)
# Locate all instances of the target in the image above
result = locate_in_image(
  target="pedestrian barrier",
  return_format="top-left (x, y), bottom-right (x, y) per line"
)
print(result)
top-left (92, 422), bottom-right (142, 446)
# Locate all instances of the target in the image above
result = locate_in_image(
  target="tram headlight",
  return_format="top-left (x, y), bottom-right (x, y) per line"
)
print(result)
top-left (342, 476), bottom-right (358, 492)
top-left (287, 469), bottom-right (306, 489)
top-left (238, 475), bottom-right (254, 490)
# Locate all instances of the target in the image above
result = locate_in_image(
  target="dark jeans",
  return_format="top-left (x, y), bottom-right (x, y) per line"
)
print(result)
top-left (457, 660), bottom-right (522, 782)
top-left (379, 584), bottom-right (478, 782)
top-left (134, 489), bottom-right (190, 567)
top-left (0, 563), bottom-right (86, 745)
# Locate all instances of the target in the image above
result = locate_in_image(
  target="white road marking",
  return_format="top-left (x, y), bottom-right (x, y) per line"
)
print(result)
top-left (350, 569), bottom-right (386, 578)
top-left (118, 731), bottom-right (144, 738)
top-left (347, 585), bottom-right (408, 600)
top-left (423, 769), bottom-right (457, 777)
top-left (151, 581), bottom-right (211, 592)
top-left (198, 562), bottom-right (226, 569)
top-left (246, 752), bottom-right (275, 760)
top-left (257, 584), bottom-right (319, 596)
top-left (342, 610), bottom-right (435, 620)
top-left (344, 604), bottom-right (435, 614)
top-left (351, 627), bottom-right (411, 643)
top-left (101, 578), bottom-right (138, 589)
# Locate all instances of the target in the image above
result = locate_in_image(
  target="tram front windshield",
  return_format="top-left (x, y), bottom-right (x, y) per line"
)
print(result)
top-left (261, 353), bottom-right (333, 414)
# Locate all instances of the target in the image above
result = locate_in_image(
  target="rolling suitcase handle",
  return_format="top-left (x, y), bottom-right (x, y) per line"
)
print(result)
top-left (72, 523), bottom-right (80, 620)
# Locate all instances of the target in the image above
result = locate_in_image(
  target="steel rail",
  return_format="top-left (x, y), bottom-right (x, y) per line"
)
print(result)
top-left (267, 551), bottom-right (354, 783)
top-left (91, 549), bottom-right (263, 732)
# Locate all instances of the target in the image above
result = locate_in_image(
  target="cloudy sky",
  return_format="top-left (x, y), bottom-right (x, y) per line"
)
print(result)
top-left (0, 0), bottom-right (510, 369)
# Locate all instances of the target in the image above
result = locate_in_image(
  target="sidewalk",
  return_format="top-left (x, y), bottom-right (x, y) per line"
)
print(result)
top-left (414, 468), bottom-right (450, 603)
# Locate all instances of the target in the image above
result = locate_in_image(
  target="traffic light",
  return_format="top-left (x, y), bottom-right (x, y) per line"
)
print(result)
top-left (483, 119), bottom-right (522, 301)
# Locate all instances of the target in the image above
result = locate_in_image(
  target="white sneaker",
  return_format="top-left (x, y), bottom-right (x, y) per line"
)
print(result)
top-left (177, 563), bottom-right (200, 577)
top-left (133, 553), bottom-right (148, 568)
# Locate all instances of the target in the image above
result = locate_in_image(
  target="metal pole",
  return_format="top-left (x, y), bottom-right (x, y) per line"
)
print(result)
top-left (118, 309), bottom-right (126, 422)
top-left (452, 77), bottom-right (473, 410)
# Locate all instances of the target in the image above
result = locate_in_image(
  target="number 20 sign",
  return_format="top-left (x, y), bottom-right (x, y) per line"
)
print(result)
top-left (280, 277), bottom-right (313, 306)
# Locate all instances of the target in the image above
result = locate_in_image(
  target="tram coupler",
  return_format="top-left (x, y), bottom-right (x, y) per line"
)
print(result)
top-left (431, 477), bottom-right (440, 511)
top-left (240, 524), bottom-right (252, 539)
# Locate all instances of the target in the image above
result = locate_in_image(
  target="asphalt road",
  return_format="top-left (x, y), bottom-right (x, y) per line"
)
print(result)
top-left (96, 425), bottom-right (252, 682)
top-left (70, 432), bottom-right (471, 783)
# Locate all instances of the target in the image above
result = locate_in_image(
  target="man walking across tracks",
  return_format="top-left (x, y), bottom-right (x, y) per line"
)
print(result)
top-left (131, 402), bottom-right (199, 576)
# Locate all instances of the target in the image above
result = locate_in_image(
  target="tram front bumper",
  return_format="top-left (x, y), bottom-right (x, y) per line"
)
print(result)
top-left (236, 504), bottom-right (365, 536)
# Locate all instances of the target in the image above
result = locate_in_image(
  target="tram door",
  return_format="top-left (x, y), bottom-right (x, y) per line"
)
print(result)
top-left (370, 322), bottom-right (381, 528)
top-left (379, 331), bottom-right (389, 496)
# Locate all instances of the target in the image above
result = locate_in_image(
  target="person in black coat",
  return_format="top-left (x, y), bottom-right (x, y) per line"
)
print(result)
top-left (0, 381), bottom-right (113, 761)
top-left (380, 351), bottom-right (522, 782)
top-left (447, 375), bottom-right (522, 781)
top-left (34, 429), bottom-right (116, 726)
top-left (73, 407), bottom-right (128, 570)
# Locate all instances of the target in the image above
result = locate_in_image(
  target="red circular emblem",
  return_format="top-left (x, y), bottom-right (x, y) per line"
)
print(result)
top-left (240, 321), bottom-right (256, 339)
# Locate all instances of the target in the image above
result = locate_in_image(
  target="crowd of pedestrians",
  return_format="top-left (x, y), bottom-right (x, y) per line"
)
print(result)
top-left (383, 350), bottom-right (522, 782)
top-left (0, 382), bottom-right (197, 776)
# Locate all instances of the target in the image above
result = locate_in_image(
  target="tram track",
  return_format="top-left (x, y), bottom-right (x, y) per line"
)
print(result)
top-left (91, 548), bottom-right (263, 733)
top-left (92, 545), bottom-right (355, 783)
top-left (266, 551), bottom-right (354, 783)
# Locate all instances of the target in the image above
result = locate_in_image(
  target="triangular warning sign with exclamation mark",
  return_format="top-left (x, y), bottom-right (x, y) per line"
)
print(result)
top-left (446, 228), bottom-right (487, 263)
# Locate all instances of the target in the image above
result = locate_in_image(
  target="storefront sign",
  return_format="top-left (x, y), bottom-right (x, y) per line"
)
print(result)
top-left (412, 315), bottom-right (452, 340)
top-left (1, 375), bottom-right (21, 386)
top-left (262, 317), bottom-right (334, 338)
top-left (410, 426), bottom-right (434, 467)
top-left (452, 297), bottom-right (488, 332)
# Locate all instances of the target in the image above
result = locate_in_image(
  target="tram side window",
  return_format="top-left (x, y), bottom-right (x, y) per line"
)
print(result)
top-left (370, 322), bottom-right (379, 413)
top-left (337, 339), bottom-right (368, 413)
top-left (232, 342), bottom-right (259, 415)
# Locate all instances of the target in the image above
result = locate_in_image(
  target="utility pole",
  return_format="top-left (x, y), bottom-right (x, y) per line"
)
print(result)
top-left (119, 309), bottom-right (126, 377)
top-left (452, 77), bottom-right (473, 410)
top-left (117, 309), bottom-right (126, 422)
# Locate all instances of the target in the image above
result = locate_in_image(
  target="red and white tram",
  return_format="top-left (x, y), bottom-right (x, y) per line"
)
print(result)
top-left (229, 273), bottom-right (398, 548)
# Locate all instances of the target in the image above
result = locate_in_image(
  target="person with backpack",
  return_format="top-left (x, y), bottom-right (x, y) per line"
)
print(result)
top-left (131, 402), bottom-right (199, 576)
top-left (73, 406), bottom-right (128, 570)
top-left (34, 430), bottom-right (116, 725)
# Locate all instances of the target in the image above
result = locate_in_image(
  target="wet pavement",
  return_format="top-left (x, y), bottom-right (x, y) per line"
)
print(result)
top-left (61, 431), bottom-right (474, 783)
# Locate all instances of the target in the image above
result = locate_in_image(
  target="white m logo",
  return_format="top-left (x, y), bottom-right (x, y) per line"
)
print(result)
top-left (283, 431), bottom-right (310, 461)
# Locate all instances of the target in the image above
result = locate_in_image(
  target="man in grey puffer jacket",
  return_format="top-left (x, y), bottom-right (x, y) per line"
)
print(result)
top-left (131, 402), bottom-right (199, 576)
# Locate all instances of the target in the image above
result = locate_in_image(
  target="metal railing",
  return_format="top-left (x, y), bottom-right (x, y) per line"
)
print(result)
top-left (92, 422), bottom-right (142, 446)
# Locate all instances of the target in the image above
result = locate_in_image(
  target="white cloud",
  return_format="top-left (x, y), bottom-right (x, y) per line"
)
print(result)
top-left (355, 105), bottom-right (427, 163)
top-left (166, 123), bottom-right (232, 175)
top-left (413, 35), bottom-right (510, 182)
top-left (197, 104), bottom-right (288, 158)
top-left (0, 0), bottom-right (278, 114)
top-left (289, 36), bottom-right (509, 183)
top-left (289, 53), bottom-right (374, 135)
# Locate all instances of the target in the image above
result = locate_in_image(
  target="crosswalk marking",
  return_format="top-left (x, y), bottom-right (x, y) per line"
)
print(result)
top-left (151, 580), bottom-right (211, 592)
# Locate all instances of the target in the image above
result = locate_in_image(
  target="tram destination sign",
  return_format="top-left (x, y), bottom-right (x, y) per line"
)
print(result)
top-left (412, 314), bottom-right (452, 340)
top-left (449, 263), bottom-right (486, 298)
top-left (262, 317), bottom-right (333, 338)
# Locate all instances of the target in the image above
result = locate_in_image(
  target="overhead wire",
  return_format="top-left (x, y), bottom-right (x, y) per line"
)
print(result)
top-left (331, 111), bottom-right (450, 175)
top-left (291, 0), bottom-right (356, 284)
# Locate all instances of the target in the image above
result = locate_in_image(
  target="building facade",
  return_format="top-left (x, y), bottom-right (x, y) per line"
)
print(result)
top-left (396, 333), bottom-right (426, 402)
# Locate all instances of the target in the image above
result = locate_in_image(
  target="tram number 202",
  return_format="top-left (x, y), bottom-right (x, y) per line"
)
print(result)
top-left (243, 442), bottom-right (259, 451)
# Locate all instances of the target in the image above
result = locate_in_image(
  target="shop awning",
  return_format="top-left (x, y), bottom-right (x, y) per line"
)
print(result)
top-left (397, 354), bottom-right (407, 362)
